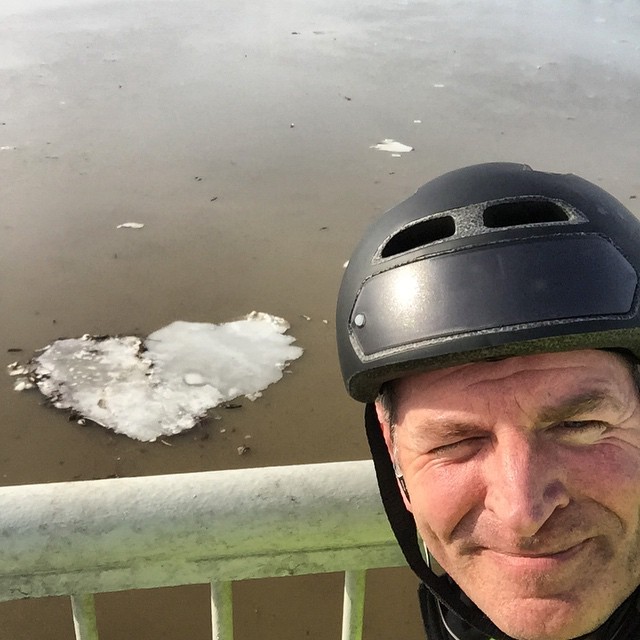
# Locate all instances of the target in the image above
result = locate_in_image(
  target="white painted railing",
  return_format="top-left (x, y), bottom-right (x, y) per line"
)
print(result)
top-left (0, 460), bottom-right (406, 640)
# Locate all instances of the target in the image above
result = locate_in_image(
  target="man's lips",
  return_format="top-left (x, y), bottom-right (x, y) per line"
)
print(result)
top-left (480, 539), bottom-right (592, 569)
top-left (492, 541), bottom-right (586, 557)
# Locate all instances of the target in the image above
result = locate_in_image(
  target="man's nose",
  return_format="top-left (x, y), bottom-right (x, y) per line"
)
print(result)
top-left (483, 431), bottom-right (570, 537)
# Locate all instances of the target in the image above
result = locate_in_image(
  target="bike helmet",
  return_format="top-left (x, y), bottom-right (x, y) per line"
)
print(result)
top-left (336, 162), bottom-right (640, 638)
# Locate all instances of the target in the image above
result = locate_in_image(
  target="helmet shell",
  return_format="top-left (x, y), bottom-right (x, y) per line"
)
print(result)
top-left (337, 163), bottom-right (640, 402)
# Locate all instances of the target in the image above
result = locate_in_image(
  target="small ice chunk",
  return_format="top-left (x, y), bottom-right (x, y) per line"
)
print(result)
top-left (433, 83), bottom-right (445, 88)
top-left (8, 363), bottom-right (30, 376)
top-left (117, 222), bottom-right (144, 229)
top-left (370, 139), bottom-right (413, 153)
top-left (14, 379), bottom-right (34, 391)
top-left (413, 120), bottom-right (422, 124)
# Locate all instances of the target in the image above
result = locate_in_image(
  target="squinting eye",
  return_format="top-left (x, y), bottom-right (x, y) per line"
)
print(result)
top-left (555, 420), bottom-right (607, 431)
top-left (430, 436), bottom-right (487, 457)
top-left (552, 420), bottom-right (609, 443)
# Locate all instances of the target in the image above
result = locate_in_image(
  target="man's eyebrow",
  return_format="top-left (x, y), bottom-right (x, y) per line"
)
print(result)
top-left (411, 420), bottom-right (487, 441)
top-left (535, 391), bottom-right (621, 424)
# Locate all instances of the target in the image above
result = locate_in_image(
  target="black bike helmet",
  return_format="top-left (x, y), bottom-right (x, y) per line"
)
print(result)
top-left (336, 162), bottom-right (640, 639)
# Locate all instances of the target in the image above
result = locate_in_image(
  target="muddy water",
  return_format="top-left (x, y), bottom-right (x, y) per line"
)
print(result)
top-left (1, 0), bottom-right (639, 638)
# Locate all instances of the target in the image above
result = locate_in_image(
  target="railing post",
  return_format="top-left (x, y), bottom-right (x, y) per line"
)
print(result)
top-left (71, 593), bottom-right (99, 640)
top-left (341, 570), bottom-right (366, 640)
top-left (210, 581), bottom-right (233, 640)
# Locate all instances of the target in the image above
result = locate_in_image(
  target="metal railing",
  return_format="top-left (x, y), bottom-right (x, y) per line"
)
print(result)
top-left (0, 460), bottom-right (406, 640)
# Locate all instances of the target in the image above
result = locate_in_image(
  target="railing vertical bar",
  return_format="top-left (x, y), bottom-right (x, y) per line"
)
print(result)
top-left (341, 570), bottom-right (366, 640)
top-left (210, 581), bottom-right (233, 640)
top-left (70, 593), bottom-right (99, 640)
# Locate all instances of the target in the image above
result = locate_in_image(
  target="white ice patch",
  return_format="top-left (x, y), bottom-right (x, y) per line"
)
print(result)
top-left (24, 312), bottom-right (303, 442)
top-left (370, 139), bottom-right (413, 153)
top-left (116, 222), bottom-right (144, 229)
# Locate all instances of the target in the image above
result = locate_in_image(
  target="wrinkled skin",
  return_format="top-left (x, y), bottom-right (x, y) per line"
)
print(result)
top-left (377, 350), bottom-right (640, 640)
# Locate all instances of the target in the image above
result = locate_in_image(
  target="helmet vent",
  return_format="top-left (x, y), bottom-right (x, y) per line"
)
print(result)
top-left (381, 215), bottom-right (455, 257)
top-left (483, 200), bottom-right (569, 228)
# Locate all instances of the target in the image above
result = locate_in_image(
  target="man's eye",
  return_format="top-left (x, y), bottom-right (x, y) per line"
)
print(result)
top-left (429, 437), bottom-right (486, 457)
top-left (552, 420), bottom-right (608, 442)
top-left (555, 420), bottom-right (606, 431)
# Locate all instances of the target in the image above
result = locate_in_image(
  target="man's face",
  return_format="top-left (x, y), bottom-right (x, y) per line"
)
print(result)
top-left (377, 349), bottom-right (640, 640)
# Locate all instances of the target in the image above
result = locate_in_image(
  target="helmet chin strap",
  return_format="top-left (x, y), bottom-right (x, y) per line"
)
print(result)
top-left (364, 403), bottom-right (507, 640)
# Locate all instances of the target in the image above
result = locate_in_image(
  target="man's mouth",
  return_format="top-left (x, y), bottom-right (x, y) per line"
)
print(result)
top-left (481, 539), bottom-right (592, 570)
top-left (496, 543), bottom-right (585, 557)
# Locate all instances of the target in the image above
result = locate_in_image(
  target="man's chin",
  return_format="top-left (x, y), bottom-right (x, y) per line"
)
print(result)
top-left (479, 595), bottom-right (597, 640)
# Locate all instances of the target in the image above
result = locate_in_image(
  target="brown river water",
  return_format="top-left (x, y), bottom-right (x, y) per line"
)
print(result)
top-left (1, 0), bottom-right (639, 638)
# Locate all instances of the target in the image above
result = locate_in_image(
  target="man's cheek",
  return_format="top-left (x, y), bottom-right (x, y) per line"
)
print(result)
top-left (409, 491), bottom-right (455, 548)
top-left (408, 469), bottom-right (479, 541)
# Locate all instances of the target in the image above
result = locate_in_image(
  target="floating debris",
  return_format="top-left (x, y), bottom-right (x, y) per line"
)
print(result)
top-left (370, 139), bottom-right (413, 153)
top-left (237, 445), bottom-right (251, 456)
top-left (116, 222), bottom-right (144, 229)
top-left (13, 312), bottom-right (303, 442)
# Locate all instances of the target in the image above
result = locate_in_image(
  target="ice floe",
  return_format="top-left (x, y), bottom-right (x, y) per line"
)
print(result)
top-left (11, 312), bottom-right (303, 442)
top-left (370, 139), bottom-right (414, 153)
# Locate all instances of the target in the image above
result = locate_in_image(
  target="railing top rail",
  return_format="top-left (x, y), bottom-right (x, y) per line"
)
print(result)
top-left (0, 460), bottom-right (405, 602)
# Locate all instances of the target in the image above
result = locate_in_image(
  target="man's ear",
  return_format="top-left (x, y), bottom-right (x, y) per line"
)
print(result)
top-left (374, 400), bottom-right (412, 510)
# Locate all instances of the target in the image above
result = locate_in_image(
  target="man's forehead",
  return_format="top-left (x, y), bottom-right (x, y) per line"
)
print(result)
top-left (395, 349), bottom-right (632, 401)
top-left (388, 349), bottom-right (638, 429)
